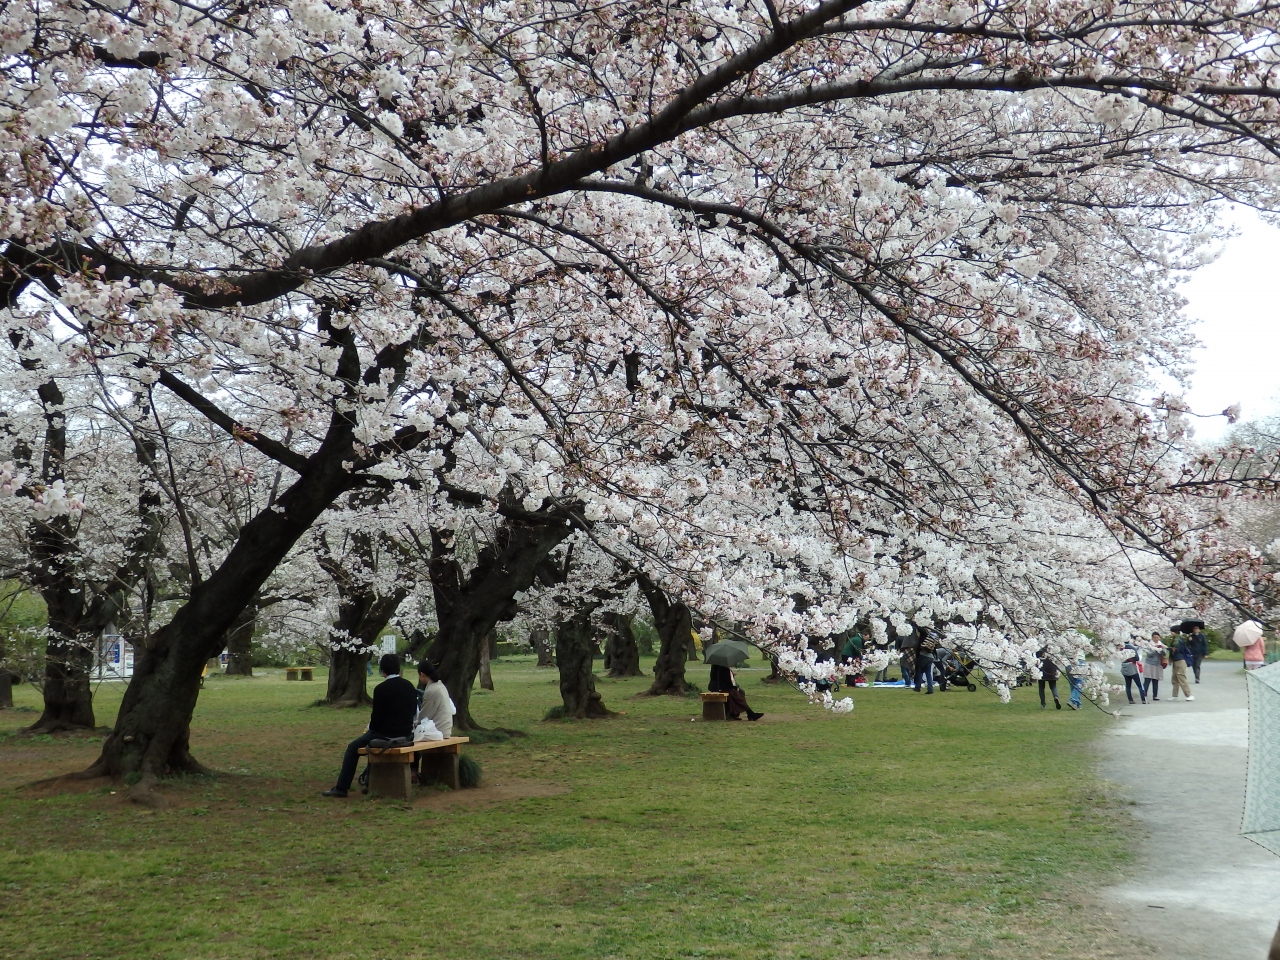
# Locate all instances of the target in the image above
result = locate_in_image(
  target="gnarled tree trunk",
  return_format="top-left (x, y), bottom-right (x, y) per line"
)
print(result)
top-left (318, 519), bottom-right (410, 707)
top-left (427, 519), bottom-right (572, 730)
top-left (639, 575), bottom-right (693, 696)
top-left (478, 630), bottom-right (494, 691)
top-left (531, 627), bottom-right (555, 667)
top-left (0, 668), bottom-right (13, 710)
top-left (555, 610), bottom-right (612, 718)
top-left (603, 612), bottom-right (642, 677)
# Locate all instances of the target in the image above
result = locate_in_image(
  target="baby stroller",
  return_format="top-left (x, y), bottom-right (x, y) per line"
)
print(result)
top-left (935, 646), bottom-right (979, 692)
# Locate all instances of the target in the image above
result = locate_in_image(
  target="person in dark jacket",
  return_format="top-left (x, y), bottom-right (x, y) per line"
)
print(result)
top-left (708, 664), bottom-right (763, 721)
top-left (915, 631), bottom-right (941, 694)
top-left (1169, 632), bottom-right (1195, 700)
top-left (323, 653), bottom-right (419, 797)
top-left (1037, 647), bottom-right (1061, 709)
top-left (1188, 628), bottom-right (1209, 683)
top-left (839, 632), bottom-right (864, 686)
top-left (897, 628), bottom-right (919, 686)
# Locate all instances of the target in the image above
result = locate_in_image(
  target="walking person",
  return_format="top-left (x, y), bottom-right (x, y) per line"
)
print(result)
top-left (1169, 632), bottom-right (1195, 701)
top-left (1188, 626), bottom-right (1209, 683)
top-left (897, 627), bottom-right (918, 686)
top-left (1037, 646), bottom-right (1061, 709)
top-left (915, 631), bottom-right (938, 694)
top-left (1120, 641), bottom-right (1147, 705)
top-left (1243, 630), bottom-right (1267, 672)
top-left (1142, 632), bottom-right (1167, 701)
top-left (1066, 652), bottom-right (1086, 710)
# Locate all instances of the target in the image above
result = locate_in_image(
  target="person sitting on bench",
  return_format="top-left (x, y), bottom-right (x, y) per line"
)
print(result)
top-left (708, 663), bottom-right (763, 721)
top-left (415, 661), bottom-right (453, 739)
top-left (322, 653), bottom-right (418, 798)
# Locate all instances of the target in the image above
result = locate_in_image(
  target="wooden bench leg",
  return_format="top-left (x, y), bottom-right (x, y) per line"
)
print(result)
top-left (419, 750), bottom-right (460, 790)
top-left (702, 699), bottom-right (727, 721)
top-left (368, 762), bottom-right (412, 800)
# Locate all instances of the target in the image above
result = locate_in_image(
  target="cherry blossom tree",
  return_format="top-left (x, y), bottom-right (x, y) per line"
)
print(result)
top-left (8, 0), bottom-right (1280, 790)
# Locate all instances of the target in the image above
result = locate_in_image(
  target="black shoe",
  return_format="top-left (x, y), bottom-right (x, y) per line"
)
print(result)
top-left (747, 711), bottom-right (764, 721)
top-left (925, 689), bottom-right (934, 695)
top-left (1054, 698), bottom-right (1061, 710)
top-left (321, 788), bottom-right (348, 798)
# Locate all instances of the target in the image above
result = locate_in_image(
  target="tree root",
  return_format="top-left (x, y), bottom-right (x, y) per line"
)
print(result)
top-left (17, 718), bottom-right (99, 736)
top-left (126, 773), bottom-right (169, 809)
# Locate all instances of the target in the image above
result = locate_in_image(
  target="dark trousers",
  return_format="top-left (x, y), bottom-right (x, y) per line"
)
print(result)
top-left (1124, 674), bottom-right (1146, 703)
top-left (335, 730), bottom-right (379, 791)
top-left (915, 659), bottom-right (934, 692)
top-left (1192, 655), bottom-right (1204, 682)
top-left (1039, 679), bottom-right (1059, 705)
top-left (726, 687), bottom-right (751, 719)
top-left (1144, 678), bottom-right (1160, 699)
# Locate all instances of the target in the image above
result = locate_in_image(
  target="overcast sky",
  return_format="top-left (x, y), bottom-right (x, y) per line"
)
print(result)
top-left (1182, 208), bottom-right (1280, 442)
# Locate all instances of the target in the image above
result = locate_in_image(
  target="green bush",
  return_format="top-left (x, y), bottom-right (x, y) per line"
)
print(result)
top-left (457, 754), bottom-right (482, 788)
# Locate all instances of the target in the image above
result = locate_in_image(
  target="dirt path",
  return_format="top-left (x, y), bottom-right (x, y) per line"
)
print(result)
top-left (1100, 658), bottom-right (1280, 959)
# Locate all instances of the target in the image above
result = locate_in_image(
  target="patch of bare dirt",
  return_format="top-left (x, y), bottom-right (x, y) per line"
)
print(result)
top-left (412, 778), bottom-right (568, 810)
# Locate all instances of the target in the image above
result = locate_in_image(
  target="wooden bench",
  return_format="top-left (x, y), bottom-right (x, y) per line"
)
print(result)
top-left (358, 737), bottom-right (470, 799)
top-left (700, 691), bottom-right (729, 721)
top-left (285, 667), bottom-right (315, 681)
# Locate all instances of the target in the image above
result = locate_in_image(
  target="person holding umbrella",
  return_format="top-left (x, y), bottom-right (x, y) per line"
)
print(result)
top-left (706, 641), bottom-right (763, 721)
top-left (1236, 621), bottom-right (1268, 671)
top-left (1184, 620), bottom-right (1209, 683)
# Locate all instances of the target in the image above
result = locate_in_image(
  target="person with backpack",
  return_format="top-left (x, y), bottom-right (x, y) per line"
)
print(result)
top-left (322, 653), bottom-right (418, 798)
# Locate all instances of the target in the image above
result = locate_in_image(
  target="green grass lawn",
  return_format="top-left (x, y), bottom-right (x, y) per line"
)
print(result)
top-left (0, 659), bottom-right (1137, 959)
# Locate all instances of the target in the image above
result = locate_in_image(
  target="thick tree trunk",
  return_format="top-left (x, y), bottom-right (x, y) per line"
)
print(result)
top-left (319, 530), bottom-right (409, 706)
top-left (478, 630), bottom-right (494, 690)
top-left (639, 576), bottom-right (693, 696)
top-left (604, 612), bottom-right (642, 678)
top-left (26, 601), bottom-right (96, 732)
top-left (531, 628), bottom-right (555, 667)
top-left (0, 670), bottom-right (12, 710)
top-left (555, 611), bottom-right (612, 718)
top-left (429, 519), bottom-right (572, 730)
top-left (326, 647), bottom-right (372, 706)
top-left (223, 605), bottom-right (255, 676)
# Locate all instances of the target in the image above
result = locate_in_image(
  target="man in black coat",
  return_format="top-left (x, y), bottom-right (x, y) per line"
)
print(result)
top-left (322, 653), bottom-right (419, 798)
top-left (1188, 628), bottom-right (1209, 683)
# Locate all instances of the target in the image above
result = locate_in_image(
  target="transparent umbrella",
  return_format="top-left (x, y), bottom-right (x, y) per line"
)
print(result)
top-left (1244, 660), bottom-right (1280, 856)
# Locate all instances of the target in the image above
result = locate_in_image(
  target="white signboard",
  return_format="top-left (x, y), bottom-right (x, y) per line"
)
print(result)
top-left (380, 634), bottom-right (397, 656)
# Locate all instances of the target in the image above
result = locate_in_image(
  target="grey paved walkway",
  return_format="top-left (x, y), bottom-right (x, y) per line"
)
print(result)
top-left (1101, 659), bottom-right (1280, 959)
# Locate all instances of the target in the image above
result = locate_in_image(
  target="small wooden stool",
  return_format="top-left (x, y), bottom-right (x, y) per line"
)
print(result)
top-left (700, 691), bottom-right (729, 721)
top-left (299, 667), bottom-right (314, 681)
top-left (285, 667), bottom-right (300, 681)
